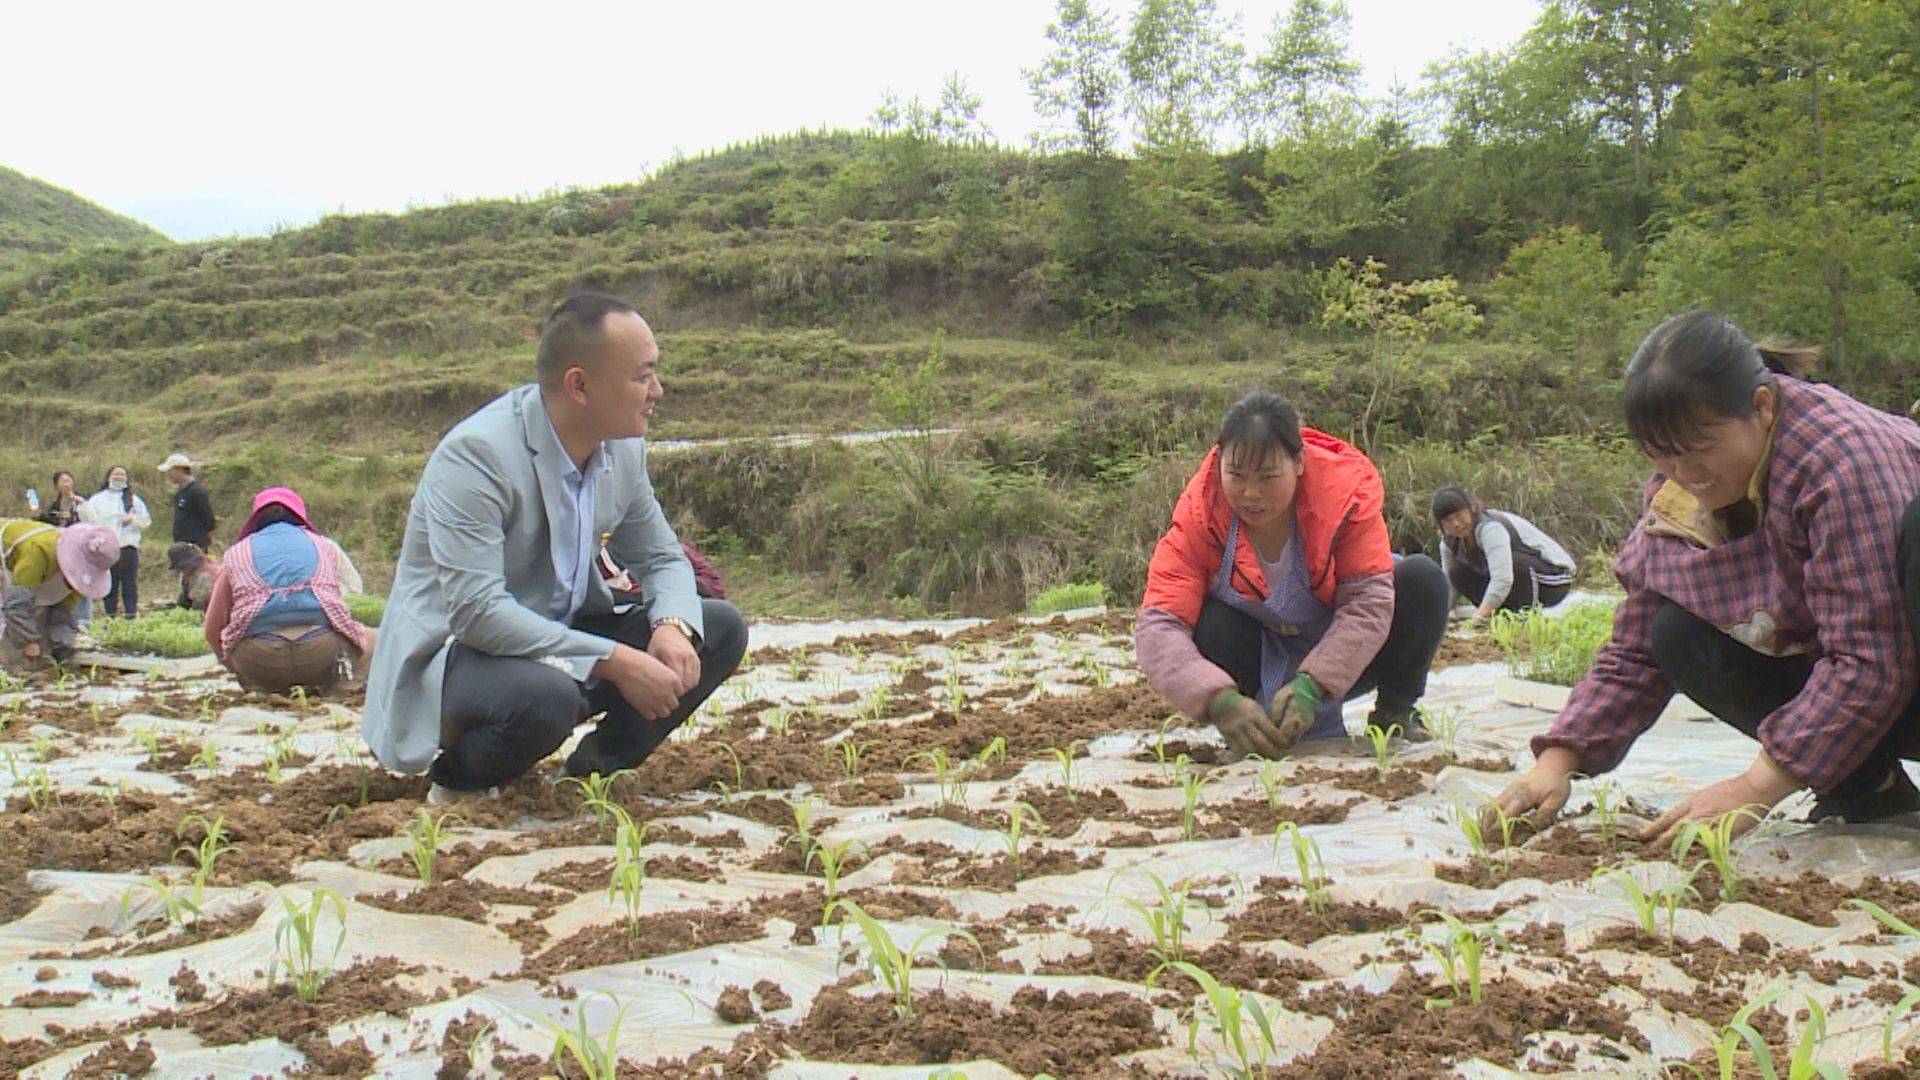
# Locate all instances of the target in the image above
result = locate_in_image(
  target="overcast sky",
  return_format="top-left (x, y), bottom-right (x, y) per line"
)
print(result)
top-left (3, 0), bottom-right (1540, 241)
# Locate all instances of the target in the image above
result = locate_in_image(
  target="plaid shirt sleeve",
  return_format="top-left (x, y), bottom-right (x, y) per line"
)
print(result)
top-left (1760, 448), bottom-right (1920, 792)
top-left (1530, 579), bottom-right (1676, 774)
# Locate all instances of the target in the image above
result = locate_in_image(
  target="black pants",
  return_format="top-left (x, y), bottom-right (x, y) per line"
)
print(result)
top-left (1648, 495), bottom-right (1920, 801)
top-left (1445, 554), bottom-right (1570, 613)
top-left (429, 599), bottom-right (750, 791)
top-left (103, 545), bottom-right (139, 618)
top-left (1193, 554), bottom-right (1451, 716)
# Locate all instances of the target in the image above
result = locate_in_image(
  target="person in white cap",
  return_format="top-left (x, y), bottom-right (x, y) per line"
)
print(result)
top-left (160, 454), bottom-right (216, 606)
top-left (0, 519), bottom-right (117, 671)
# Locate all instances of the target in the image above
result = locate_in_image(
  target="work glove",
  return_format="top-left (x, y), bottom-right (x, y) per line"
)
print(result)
top-left (1208, 689), bottom-right (1288, 760)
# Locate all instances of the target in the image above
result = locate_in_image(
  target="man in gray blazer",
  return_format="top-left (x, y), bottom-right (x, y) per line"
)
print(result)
top-left (363, 293), bottom-right (748, 798)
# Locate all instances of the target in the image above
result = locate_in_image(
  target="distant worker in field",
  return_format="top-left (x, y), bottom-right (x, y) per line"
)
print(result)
top-left (1135, 391), bottom-right (1451, 760)
top-left (1492, 310), bottom-right (1920, 842)
top-left (167, 543), bottom-right (219, 610)
top-left (38, 471), bottom-right (85, 529)
top-left (0, 520), bottom-right (116, 671)
top-left (363, 293), bottom-right (749, 803)
top-left (1431, 484), bottom-right (1576, 620)
top-left (161, 452), bottom-right (216, 606)
top-left (202, 488), bottom-right (373, 695)
top-left (81, 466), bottom-right (151, 619)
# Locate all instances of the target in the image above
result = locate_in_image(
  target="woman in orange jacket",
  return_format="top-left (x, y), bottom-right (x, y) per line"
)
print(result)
top-left (1135, 391), bottom-right (1451, 758)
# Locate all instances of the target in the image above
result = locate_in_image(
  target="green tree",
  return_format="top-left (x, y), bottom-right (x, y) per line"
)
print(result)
top-left (1121, 0), bottom-right (1244, 153)
top-left (1244, 0), bottom-right (1362, 144)
top-left (1026, 0), bottom-right (1126, 157)
top-left (1488, 226), bottom-right (1621, 369)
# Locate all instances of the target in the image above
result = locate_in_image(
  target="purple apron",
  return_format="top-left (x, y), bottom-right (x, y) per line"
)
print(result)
top-left (1207, 514), bottom-right (1347, 739)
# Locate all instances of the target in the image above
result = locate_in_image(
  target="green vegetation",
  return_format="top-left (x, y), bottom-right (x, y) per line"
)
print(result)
top-left (1028, 581), bottom-right (1108, 614)
top-left (1490, 600), bottom-right (1620, 687)
top-left (1273, 822), bottom-right (1330, 915)
top-left (536, 992), bottom-right (630, 1080)
top-left (264, 884), bottom-right (348, 1003)
top-left (7, 0), bottom-right (1910, 616)
top-left (0, 165), bottom-right (166, 271)
top-left (1155, 961), bottom-right (1280, 1079)
top-left (90, 608), bottom-right (208, 657)
top-left (825, 898), bottom-right (980, 1020)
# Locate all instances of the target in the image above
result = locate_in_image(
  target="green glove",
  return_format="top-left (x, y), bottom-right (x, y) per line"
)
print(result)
top-left (1288, 673), bottom-right (1321, 718)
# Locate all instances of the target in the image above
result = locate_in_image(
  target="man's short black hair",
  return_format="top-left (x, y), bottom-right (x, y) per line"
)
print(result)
top-left (536, 292), bottom-right (643, 389)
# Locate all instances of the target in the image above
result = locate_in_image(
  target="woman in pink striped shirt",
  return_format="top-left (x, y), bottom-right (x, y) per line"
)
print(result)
top-left (1494, 310), bottom-right (1920, 844)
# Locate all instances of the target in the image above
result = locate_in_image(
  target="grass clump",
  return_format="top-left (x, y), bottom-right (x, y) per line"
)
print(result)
top-left (91, 608), bottom-right (208, 657)
top-left (1028, 581), bottom-right (1107, 614)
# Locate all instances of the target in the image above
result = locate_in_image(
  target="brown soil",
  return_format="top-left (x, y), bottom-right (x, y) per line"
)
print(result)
top-left (358, 880), bottom-right (564, 923)
top-left (827, 774), bottom-right (906, 805)
top-left (902, 848), bottom-right (1105, 891)
top-left (768, 983), bottom-right (1163, 1078)
top-left (1291, 763), bottom-right (1429, 800)
top-left (70, 1037), bottom-right (157, 1078)
top-left (1036, 928), bottom-right (1324, 997)
top-left (752, 978), bottom-right (793, 1012)
top-left (8, 989), bottom-right (92, 1008)
top-left (185, 959), bottom-right (432, 1047)
top-left (1433, 632), bottom-right (1508, 668)
top-left (522, 908), bottom-right (766, 980)
top-left (747, 885), bottom-right (960, 938)
top-left (715, 985), bottom-right (757, 1023)
top-left (1283, 970), bottom-right (1645, 1076)
top-left (1227, 886), bottom-right (1408, 945)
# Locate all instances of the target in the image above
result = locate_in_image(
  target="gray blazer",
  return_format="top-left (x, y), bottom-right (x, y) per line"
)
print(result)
top-left (362, 385), bottom-right (702, 774)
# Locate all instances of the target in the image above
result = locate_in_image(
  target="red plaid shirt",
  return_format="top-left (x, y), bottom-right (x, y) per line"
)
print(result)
top-left (1535, 377), bottom-right (1920, 793)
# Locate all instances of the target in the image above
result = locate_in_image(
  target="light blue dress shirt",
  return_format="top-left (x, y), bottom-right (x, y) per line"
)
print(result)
top-left (539, 408), bottom-right (609, 623)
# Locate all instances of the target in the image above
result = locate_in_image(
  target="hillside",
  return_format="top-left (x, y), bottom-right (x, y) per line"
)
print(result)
top-left (0, 166), bottom-right (168, 268)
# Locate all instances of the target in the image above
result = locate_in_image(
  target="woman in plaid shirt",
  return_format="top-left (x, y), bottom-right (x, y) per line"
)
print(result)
top-left (1494, 310), bottom-right (1920, 845)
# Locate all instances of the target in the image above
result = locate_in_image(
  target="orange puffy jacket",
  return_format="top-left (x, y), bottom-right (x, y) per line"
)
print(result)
top-left (1139, 429), bottom-right (1394, 625)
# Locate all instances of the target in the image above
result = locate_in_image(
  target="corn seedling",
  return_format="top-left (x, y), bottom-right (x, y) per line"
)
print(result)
top-left (1417, 910), bottom-right (1505, 1007)
top-left (1452, 800), bottom-right (1520, 872)
top-left (974, 735), bottom-right (1007, 771)
top-left (1048, 740), bottom-right (1087, 803)
top-left (121, 873), bottom-right (202, 929)
top-left (1422, 705), bottom-right (1466, 762)
top-left (1178, 758), bottom-right (1211, 841)
top-left (942, 666), bottom-right (966, 715)
top-left (20, 768), bottom-right (55, 811)
top-left (534, 990), bottom-right (631, 1080)
top-left (1361, 722), bottom-right (1401, 776)
top-left (1153, 960), bottom-right (1279, 1079)
top-left (1672, 808), bottom-right (1761, 901)
top-left (1714, 989), bottom-right (1844, 1080)
top-left (608, 808), bottom-right (651, 938)
top-left (1595, 864), bottom-right (1699, 939)
top-left (709, 743), bottom-right (746, 804)
top-left (1273, 822), bottom-right (1330, 915)
top-left (830, 738), bottom-right (879, 780)
top-left (906, 748), bottom-right (970, 809)
top-left (563, 769), bottom-right (632, 841)
top-left (31, 734), bottom-right (54, 762)
top-left (1117, 872), bottom-right (1201, 968)
top-left (784, 794), bottom-right (820, 855)
top-left (999, 801), bottom-right (1045, 882)
top-left (1152, 715), bottom-right (1181, 776)
top-left (264, 884), bottom-right (348, 1003)
top-left (1587, 776), bottom-right (1625, 850)
top-left (264, 730), bottom-right (296, 783)
top-left (825, 898), bottom-right (980, 1020)
top-left (403, 807), bottom-right (456, 887)
top-left (176, 814), bottom-right (230, 906)
top-left (765, 706), bottom-right (794, 737)
top-left (1080, 651), bottom-right (1112, 688)
top-left (805, 836), bottom-right (867, 903)
top-left (1254, 757), bottom-right (1288, 811)
top-left (189, 741), bottom-right (219, 773)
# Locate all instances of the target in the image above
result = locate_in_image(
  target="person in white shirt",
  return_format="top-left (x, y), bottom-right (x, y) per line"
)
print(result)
top-left (82, 465), bottom-right (152, 618)
top-left (1433, 484), bottom-right (1576, 621)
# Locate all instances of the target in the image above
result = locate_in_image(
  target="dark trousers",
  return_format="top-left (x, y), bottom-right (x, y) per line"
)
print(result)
top-left (1648, 495), bottom-right (1920, 801)
top-left (103, 545), bottom-right (139, 618)
top-left (1445, 554), bottom-right (1570, 613)
top-left (429, 599), bottom-right (749, 791)
top-left (1193, 554), bottom-right (1451, 716)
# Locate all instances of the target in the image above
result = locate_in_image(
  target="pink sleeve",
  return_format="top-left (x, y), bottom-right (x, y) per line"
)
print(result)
top-left (202, 568), bottom-right (235, 666)
top-left (1135, 607), bottom-right (1237, 720)
top-left (1300, 570), bottom-right (1393, 697)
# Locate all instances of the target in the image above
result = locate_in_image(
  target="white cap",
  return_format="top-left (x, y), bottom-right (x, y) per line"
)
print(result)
top-left (156, 452), bottom-right (196, 473)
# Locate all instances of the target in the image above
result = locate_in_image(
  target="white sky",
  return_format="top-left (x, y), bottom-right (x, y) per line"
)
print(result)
top-left (2, 0), bottom-right (1540, 241)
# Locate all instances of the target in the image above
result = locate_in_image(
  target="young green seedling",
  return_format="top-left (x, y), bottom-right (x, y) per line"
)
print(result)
top-left (999, 801), bottom-right (1045, 882)
top-left (1253, 757), bottom-right (1288, 811)
top-left (1416, 909), bottom-right (1505, 1007)
top-left (1116, 871), bottom-right (1201, 969)
top-left (765, 706), bottom-right (794, 738)
top-left (403, 807), bottom-right (457, 888)
top-left (1272, 822), bottom-right (1330, 915)
top-left (824, 898), bottom-right (981, 1020)
top-left (1361, 722), bottom-right (1401, 776)
top-left (830, 738), bottom-right (879, 780)
top-left (1594, 864), bottom-right (1700, 939)
top-left (942, 666), bottom-right (966, 715)
top-left (1672, 808), bottom-right (1761, 901)
top-left (1152, 715), bottom-right (1181, 776)
top-left (1048, 740), bottom-right (1087, 803)
top-left (1422, 706), bottom-right (1466, 762)
top-left (1452, 800), bottom-right (1521, 872)
top-left (263, 884), bottom-right (348, 1003)
top-left (122, 874), bottom-right (201, 929)
top-left (805, 836), bottom-right (868, 903)
top-left (562, 769), bottom-right (633, 841)
top-left (905, 748), bottom-right (970, 809)
top-left (176, 814), bottom-right (230, 907)
top-left (784, 794), bottom-right (820, 855)
top-left (1586, 776), bottom-right (1624, 850)
top-left (1839, 906), bottom-right (1920, 1063)
top-left (1152, 960), bottom-right (1279, 1079)
top-left (189, 741), bottom-right (220, 773)
top-left (31, 734), bottom-right (54, 762)
top-left (974, 735), bottom-right (1008, 772)
top-left (536, 991), bottom-right (630, 1080)
top-left (1178, 758), bottom-right (1211, 841)
top-left (20, 768), bottom-right (55, 811)
top-left (608, 808), bottom-right (651, 938)
top-left (1714, 988), bottom-right (1844, 1080)
top-left (710, 743), bottom-right (747, 804)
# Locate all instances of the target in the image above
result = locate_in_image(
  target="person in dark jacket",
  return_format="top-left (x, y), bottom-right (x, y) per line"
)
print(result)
top-left (39, 471), bottom-right (85, 529)
top-left (160, 453), bottom-right (216, 605)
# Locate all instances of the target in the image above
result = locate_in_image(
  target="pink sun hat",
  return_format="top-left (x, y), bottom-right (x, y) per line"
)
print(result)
top-left (55, 525), bottom-right (119, 600)
top-left (236, 487), bottom-right (314, 541)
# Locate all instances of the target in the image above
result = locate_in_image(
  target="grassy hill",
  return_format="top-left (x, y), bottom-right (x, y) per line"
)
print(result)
top-left (0, 134), bottom-right (1646, 615)
top-left (0, 166), bottom-right (168, 270)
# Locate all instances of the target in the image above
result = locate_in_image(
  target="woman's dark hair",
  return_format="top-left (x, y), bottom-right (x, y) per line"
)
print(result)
top-left (1624, 310), bottom-right (1819, 456)
top-left (1431, 484), bottom-right (1480, 523)
top-left (51, 470), bottom-right (71, 487)
top-left (1217, 391), bottom-right (1304, 469)
top-left (251, 505), bottom-right (307, 532)
top-left (98, 466), bottom-right (133, 511)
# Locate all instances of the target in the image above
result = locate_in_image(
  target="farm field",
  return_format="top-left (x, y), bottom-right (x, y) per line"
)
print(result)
top-left (3, 610), bottom-right (1920, 1078)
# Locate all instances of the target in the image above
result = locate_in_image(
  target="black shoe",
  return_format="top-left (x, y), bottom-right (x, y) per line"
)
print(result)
top-left (1809, 766), bottom-right (1920, 824)
top-left (1367, 704), bottom-right (1430, 743)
